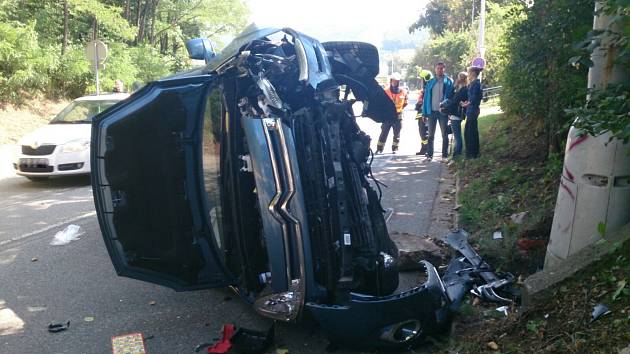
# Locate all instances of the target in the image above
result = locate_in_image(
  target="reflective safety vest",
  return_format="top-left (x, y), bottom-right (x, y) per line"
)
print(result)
top-left (384, 87), bottom-right (408, 114)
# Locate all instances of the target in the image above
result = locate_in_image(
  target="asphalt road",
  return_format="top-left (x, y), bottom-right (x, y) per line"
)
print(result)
top-left (0, 94), bottom-right (448, 353)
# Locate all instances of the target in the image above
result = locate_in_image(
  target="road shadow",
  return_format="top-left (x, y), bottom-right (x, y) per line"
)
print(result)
top-left (10, 175), bottom-right (91, 189)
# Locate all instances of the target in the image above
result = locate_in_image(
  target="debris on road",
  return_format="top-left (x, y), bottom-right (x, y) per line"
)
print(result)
top-left (199, 323), bottom-right (275, 354)
top-left (83, 316), bottom-right (94, 322)
top-left (31, 257), bottom-right (38, 262)
top-left (384, 207), bottom-right (394, 223)
top-left (47, 321), bottom-right (70, 333)
top-left (590, 303), bottom-right (611, 323)
top-left (231, 324), bottom-right (275, 353)
top-left (207, 324), bottom-right (236, 353)
top-left (148, 300), bottom-right (156, 306)
top-left (493, 231), bottom-right (503, 240)
top-left (112, 332), bottom-right (146, 354)
top-left (50, 224), bottom-right (82, 246)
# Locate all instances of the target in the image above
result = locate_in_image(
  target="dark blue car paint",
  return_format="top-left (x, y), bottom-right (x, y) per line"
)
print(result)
top-left (90, 26), bottom-right (472, 349)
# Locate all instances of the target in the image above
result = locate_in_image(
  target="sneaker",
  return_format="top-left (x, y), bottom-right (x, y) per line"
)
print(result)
top-left (415, 151), bottom-right (423, 155)
top-left (419, 145), bottom-right (428, 155)
top-left (376, 148), bottom-right (383, 154)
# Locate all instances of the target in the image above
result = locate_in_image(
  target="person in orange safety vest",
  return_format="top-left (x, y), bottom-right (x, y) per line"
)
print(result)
top-left (376, 72), bottom-right (408, 154)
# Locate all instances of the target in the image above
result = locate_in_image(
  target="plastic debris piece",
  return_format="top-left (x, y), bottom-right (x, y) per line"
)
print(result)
top-left (207, 324), bottom-right (236, 353)
top-left (384, 208), bottom-right (394, 223)
top-left (83, 316), bottom-right (94, 322)
top-left (496, 306), bottom-right (509, 316)
top-left (487, 341), bottom-right (499, 350)
top-left (493, 231), bottom-right (503, 240)
top-left (590, 303), bottom-right (612, 323)
top-left (231, 324), bottom-right (275, 353)
top-left (112, 332), bottom-right (146, 354)
top-left (510, 211), bottom-right (528, 224)
top-left (148, 301), bottom-right (156, 306)
top-left (544, 313), bottom-right (549, 319)
top-left (47, 321), bottom-right (70, 333)
top-left (50, 224), bottom-right (82, 246)
top-left (31, 257), bottom-right (38, 262)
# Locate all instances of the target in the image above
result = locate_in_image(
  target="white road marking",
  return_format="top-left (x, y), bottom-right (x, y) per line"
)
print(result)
top-left (0, 211), bottom-right (96, 247)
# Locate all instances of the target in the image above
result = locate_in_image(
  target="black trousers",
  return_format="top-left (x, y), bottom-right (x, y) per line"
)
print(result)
top-left (377, 117), bottom-right (402, 151)
top-left (464, 109), bottom-right (480, 158)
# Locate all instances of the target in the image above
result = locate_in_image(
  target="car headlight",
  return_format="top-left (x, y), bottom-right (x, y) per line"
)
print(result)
top-left (61, 139), bottom-right (90, 153)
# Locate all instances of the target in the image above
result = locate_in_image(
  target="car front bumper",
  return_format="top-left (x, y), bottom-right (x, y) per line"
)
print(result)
top-left (14, 149), bottom-right (90, 177)
top-left (306, 261), bottom-right (451, 349)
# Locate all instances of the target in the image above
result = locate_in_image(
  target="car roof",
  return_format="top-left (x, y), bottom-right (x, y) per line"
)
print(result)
top-left (74, 93), bottom-right (130, 101)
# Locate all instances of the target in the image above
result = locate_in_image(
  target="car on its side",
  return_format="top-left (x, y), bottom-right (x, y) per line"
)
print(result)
top-left (14, 93), bottom-right (129, 181)
top-left (91, 25), bottom-right (513, 350)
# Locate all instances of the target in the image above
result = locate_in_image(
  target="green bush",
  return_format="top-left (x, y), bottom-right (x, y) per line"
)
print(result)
top-left (0, 21), bottom-right (46, 103)
top-left (500, 0), bottom-right (593, 154)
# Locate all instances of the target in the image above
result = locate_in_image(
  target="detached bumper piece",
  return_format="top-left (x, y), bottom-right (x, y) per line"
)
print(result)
top-left (444, 229), bottom-right (516, 304)
top-left (307, 230), bottom-right (516, 350)
top-left (307, 261), bottom-right (450, 349)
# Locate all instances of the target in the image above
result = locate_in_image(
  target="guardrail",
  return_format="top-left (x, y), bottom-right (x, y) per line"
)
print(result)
top-left (483, 86), bottom-right (502, 101)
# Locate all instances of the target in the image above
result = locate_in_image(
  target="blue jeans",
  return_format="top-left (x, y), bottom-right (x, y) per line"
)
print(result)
top-left (450, 119), bottom-right (463, 157)
top-left (427, 111), bottom-right (449, 157)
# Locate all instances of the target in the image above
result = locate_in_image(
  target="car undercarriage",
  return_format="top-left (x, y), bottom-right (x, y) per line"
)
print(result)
top-left (91, 25), bottom-right (516, 350)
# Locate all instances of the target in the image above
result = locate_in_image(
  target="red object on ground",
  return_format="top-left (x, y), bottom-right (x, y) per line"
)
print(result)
top-left (517, 238), bottom-right (547, 251)
top-left (207, 324), bottom-right (236, 354)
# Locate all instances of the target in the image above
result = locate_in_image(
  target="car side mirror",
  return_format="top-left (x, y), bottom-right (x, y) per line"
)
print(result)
top-left (186, 38), bottom-right (215, 63)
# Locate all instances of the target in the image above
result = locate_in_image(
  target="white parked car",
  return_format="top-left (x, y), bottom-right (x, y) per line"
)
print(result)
top-left (14, 93), bottom-right (129, 180)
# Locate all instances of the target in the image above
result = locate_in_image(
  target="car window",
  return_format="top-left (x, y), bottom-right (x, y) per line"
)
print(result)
top-left (50, 100), bottom-right (120, 123)
top-left (202, 88), bottom-right (224, 251)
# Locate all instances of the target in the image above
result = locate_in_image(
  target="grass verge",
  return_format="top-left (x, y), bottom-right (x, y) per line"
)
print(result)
top-left (453, 110), bottom-right (561, 275)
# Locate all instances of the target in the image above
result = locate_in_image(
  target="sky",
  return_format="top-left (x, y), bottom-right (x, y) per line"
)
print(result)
top-left (244, 0), bottom-right (430, 49)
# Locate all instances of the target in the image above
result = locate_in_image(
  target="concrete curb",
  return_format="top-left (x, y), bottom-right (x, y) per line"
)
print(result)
top-left (454, 170), bottom-right (461, 229)
top-left (522, 222), bottom-right (630, 310)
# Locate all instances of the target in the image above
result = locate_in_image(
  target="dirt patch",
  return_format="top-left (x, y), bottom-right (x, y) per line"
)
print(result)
top-left (0, 98), bottom-right (69, 145)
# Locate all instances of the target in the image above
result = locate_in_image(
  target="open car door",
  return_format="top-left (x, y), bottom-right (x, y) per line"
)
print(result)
top-left (91, 75), bottom-right (232, 291)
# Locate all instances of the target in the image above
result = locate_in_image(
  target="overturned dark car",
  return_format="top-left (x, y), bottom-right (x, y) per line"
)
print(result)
top-left (91, 25), bottom-right (513, 350)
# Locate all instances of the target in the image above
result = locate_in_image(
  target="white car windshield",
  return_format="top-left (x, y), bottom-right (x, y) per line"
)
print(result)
top-left (50, 100), bottom-right (120, 124)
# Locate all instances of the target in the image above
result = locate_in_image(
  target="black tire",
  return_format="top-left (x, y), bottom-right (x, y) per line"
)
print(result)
top-left (322, 41), bottom-right (380, 78)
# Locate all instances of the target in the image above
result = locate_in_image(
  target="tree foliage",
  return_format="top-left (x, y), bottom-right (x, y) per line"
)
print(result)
top-left (408, 1), bottom-right (520, 86)
top-left (0, 0), bottom-right (248, 104)
top-left (500, 0), bottom-right (594, 154)
top-left (569, 0), bottom-right (630, 144)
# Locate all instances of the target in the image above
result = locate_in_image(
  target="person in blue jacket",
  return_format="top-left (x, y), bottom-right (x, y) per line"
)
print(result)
top-left (422, 61), bottom-right (454, 161)
top-left (461, 66), bottom-right (483, 158)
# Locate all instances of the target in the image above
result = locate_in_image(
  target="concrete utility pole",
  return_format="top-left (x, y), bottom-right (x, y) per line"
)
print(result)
top-left (545, 1), bottom-right (630, 268)
top-left (477, 0), bottom-right (486, 59)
